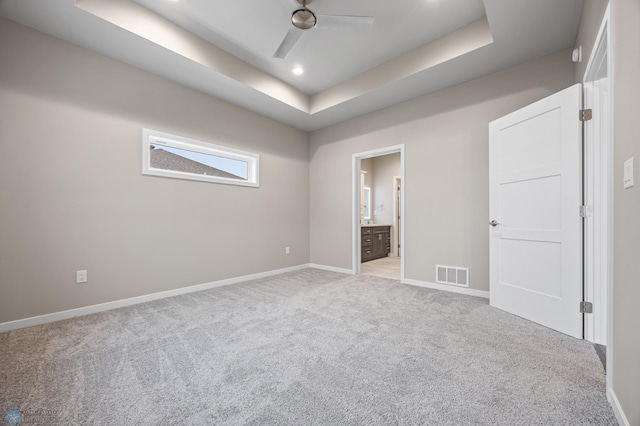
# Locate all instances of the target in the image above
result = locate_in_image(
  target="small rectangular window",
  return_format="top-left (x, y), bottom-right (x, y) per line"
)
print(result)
top-left (142, 129), bottom-right (259, 187)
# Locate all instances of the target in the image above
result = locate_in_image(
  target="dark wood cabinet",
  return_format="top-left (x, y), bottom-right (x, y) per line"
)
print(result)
top-left (361, 226), bottom-right (390, 262)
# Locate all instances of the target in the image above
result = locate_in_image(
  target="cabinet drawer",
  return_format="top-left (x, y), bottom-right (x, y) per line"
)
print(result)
top-left (362, 247), bottom-right (374, 256)
top-left (362, 247), bottom-right (374, 260)
top-left (362, 227), bottom-right (373, 235)
top-left (362, 235), bottom-right (373, 246)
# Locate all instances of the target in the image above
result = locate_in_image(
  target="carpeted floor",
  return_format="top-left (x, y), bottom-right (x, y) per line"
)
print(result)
top-left (0, 269), bottom-right (617, 425)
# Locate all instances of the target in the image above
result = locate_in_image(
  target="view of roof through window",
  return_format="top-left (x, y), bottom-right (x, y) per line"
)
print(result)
top-left (150, 144), bottom-right (248, 180)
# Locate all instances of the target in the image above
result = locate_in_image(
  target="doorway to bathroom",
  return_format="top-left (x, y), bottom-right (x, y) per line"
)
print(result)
top-left (352, 145), bottom-right (405, 281)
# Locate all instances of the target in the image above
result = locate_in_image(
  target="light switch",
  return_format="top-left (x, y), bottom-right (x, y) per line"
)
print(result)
top-left (624, 157), bottom-right (634, 189)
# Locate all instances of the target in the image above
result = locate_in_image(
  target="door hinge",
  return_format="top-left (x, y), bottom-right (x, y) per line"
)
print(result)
top-left (580, 301), bottom-right (593, 314)
top-left (580, 205), bottom-right (593, 218)
top-left (580, 109), bottom-right (593, 121)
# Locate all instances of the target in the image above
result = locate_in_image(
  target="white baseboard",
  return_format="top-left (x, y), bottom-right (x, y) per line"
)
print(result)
top-left (403, 278), bottom-right (490, 299)
top-left (0, 264), bottom-right (309, 333)
top-left (309, 263), bottom-right (355, 275)
top-left (608, 388), bottom-right (630, 426)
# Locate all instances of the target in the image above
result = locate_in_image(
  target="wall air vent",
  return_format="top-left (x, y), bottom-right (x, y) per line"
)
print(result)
top-left (436, 265), bottom-right (469, 287)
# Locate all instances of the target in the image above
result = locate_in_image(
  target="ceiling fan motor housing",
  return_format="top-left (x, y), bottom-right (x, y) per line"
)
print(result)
top-left (292, 8), bottom-right (316, 30)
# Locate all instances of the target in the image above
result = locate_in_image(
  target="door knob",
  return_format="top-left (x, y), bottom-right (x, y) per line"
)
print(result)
top-left (489, 220), bottom-right (499, 227)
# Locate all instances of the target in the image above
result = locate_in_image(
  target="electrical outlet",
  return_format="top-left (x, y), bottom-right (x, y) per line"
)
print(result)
top-left (76, 270), bottom-right (88, 284)
top-left (285, 247), bottom-right (290, 255)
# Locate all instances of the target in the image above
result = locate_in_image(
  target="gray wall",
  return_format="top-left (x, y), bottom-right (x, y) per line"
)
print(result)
top-left (0, 19), bottom-right (310, 324)
top-left (310, 50), bottom-right (575, 291)
top-left (372, 153), bottom-right (401, 227)
top-left (361, 158), bottom-right (373, 190)
top-left (611, 1), bottom-right (640, 423)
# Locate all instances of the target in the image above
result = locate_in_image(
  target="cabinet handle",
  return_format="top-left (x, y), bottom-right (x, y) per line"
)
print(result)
top-left (378, 235), bottom-right (382, 240)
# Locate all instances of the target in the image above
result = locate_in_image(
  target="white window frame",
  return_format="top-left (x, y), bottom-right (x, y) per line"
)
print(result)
top-left (142, 128), bottom-right (259, 187)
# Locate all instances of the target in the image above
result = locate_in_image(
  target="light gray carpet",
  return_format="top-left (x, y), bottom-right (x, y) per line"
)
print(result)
top-left (0, 269), bottom-right (617, 425)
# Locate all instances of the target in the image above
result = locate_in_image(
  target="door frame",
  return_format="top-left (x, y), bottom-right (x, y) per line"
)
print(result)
top-left (582, 2), bottom-right (613, 391)
top-left (392, 175), bottom-right (402, 257)
top-left (352, 145), bottom-right (405, 280)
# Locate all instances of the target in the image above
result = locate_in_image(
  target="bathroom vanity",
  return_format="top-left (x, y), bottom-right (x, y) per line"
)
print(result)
top-left (361, 225), bottom-right (391, 262)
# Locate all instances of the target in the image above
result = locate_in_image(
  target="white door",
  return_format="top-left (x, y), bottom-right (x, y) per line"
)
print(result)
top-left (489, 84), bottom-right (583, 339)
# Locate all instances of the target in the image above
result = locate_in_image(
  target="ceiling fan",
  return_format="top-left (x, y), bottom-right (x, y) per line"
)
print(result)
top-left (273, 0), bottom-right (374, 59)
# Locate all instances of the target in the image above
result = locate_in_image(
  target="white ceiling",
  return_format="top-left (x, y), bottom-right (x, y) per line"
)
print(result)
top-left (0, 0), bottom-right (584, 131)
top-left (133, 0), bottom-right (488, 95)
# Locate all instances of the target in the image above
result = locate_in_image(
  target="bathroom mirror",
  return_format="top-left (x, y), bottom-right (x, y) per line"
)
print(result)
top-left (363, 186), bottom-right (371, 221)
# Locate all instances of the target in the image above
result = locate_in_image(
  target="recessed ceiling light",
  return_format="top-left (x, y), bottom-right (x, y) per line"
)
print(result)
top-left (292, 66), bottom-right (304, 76)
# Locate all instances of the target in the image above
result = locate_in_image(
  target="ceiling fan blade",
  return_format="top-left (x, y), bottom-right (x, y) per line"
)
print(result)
top-left (273, 26), bottom-right (304, 59)
top-left (315, 14), bottom-right (374, 33)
